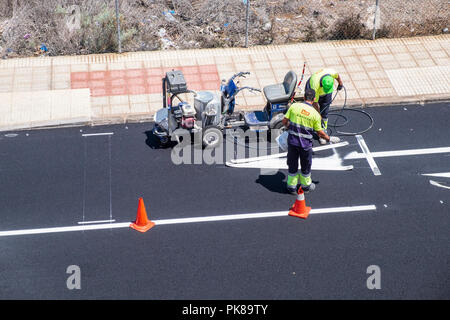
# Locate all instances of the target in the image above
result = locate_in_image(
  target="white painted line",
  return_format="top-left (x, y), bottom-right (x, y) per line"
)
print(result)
top-left (154, 205), bottom-right (376, 225)
top-left (77, 219), bottom-right (116, 225)
top-left (312, 141), bottom-right (349, 152)
top-left (345, 146), bottom-right (450, 160)
top-left (82, 132), bottom-right (114, 137)
top-left (0, 205), bottom-right (376, 237)
top-left (226, 160), bottom-right (354, 171)
top-left (230, 141), bottom-right (349, 164)
top-left (429, 180), bottom-right (450, 190)
top-left (422, 172), bottom-right (450, 178)
top-left (227, 150), bottom-right (353, 171)
top-left (231, 152), bottom-right (288, 164)
top-left (0, 222), bottom-right (131, 237)
top-left (355, 135), bottom-right (382, 176)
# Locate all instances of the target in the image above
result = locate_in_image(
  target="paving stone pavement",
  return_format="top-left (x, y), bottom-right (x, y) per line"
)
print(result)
top-left (0, 35), bottom-right (449, 131)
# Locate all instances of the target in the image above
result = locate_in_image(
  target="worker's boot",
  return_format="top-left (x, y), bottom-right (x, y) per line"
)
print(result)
top-left (287, 186), bottom-right (298, 195)
top-left (302, 182), bottom-right (316, 193)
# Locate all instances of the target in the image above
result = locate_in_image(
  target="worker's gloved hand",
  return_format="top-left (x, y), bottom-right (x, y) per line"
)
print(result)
top-left (337, 84), bottom-right (343, 91)
top-left (329, 136), bottom-right (341, 144)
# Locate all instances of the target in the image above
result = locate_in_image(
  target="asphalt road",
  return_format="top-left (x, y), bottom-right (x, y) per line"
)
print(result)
top-left (0, 102), bottom-right (449, 299)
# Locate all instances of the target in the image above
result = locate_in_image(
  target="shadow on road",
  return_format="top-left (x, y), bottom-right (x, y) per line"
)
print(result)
top-left (144, 130), bottom-right (177, 149)
top-left (255, 171), bottom-right (288, 194)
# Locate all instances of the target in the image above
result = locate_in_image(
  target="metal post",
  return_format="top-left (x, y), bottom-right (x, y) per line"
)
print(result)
top-left (115, 0), bottom-right (122, 53)
top-left (245, 0), bottom-right (250, 47)
top-left (372, 0), bottom-right (380, 40)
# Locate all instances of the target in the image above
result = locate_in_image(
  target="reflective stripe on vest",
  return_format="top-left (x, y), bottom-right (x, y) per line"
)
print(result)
top-left (288, 130), bottom-right (313, 140)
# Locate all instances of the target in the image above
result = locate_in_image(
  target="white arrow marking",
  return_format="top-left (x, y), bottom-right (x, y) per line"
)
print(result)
top-left (422, 172), bottom-right (450, 178)
top-left (230, 141), bottom-right (349, 164)
top-left (429, 180), bottom-right (450, 190)
top-left (226, 158), bottom-right (353, 171)
top-left (227, 149), bottom-right (353, 171)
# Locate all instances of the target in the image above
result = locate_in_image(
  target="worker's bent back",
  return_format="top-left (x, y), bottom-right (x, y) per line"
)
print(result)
top-left (285, 102), bottom-right (322, 150)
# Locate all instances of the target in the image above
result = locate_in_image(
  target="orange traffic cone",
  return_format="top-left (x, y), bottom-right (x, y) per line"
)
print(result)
top-left (130, 198), bottom-right (155, 232)
top-left (288, 187), bottom-right (311, 219)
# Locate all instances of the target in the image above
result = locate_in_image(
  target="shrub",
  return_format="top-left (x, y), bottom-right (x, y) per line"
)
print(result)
top-left (329, 14), bottom-right (370, 40)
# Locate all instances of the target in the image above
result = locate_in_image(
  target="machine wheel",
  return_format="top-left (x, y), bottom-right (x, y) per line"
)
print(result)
top-left (159, 136), bottom-right (170, 147)
top-left (268, 120), bottom-right (286, 142)
top-left (202, 126), bottom-right (223, 149)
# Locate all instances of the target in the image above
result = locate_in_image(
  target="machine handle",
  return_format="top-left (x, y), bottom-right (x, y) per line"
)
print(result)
top-left (231, 71), bottom-right (251, 80)
top-left (243, 86), bottom-right (261, 93)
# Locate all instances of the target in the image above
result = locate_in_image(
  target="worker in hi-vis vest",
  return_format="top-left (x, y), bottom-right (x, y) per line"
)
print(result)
top-left (305, 68), bottom-right (344, 144)
top-left (282, 89), bottom-right (340, 194)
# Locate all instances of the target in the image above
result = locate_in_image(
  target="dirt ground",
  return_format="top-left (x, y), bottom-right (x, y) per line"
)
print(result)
top-left (0, 0), bottom-right (448, 58)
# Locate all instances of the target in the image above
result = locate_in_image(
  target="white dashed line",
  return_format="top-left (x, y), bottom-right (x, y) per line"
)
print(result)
top-left (81, 132), bottom-right (114, 137)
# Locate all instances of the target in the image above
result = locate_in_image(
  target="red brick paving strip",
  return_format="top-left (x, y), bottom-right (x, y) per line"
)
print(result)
top-left (70, 65), bottom-right (220, 97)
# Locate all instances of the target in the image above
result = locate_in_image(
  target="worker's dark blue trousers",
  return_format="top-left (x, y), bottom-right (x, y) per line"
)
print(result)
top-left (287, 144), bottom-right (313, 189)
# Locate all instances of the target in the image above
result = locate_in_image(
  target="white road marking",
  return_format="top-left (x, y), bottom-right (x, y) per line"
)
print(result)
top-left (77, 219), bottom-right (116, 225)
top-left (155, 205), bottom-right (376, 225)
top-left (82, 132), bottom-right (114, 137)
top-left (230, 141), bottom-right (349, 164)
top-left (0, 205), bottom-right (376, 237)
top-left (226, 159), bottom-right (353, 171)
top-left (0, 222), bottom-right (131, 237)
top-left (422, 172), bottom-right (450, 178)
top-left (355, 135), bottom-right (382, 176)
top-left (429, 180), bottom-right (450, 190)
top-left (345, 146), bottom-right (450, 160)
top-left (227, 147), bottom-right (353, 171)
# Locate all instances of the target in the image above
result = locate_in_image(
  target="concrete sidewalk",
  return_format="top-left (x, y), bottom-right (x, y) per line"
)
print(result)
top-left (0, 34), bottom-right (449, 131)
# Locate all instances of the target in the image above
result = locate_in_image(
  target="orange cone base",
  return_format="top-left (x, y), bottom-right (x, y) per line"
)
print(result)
top-left (130, 220), bottom-right (155, 233)
top-left (289, 206), bottom-right (311, 219)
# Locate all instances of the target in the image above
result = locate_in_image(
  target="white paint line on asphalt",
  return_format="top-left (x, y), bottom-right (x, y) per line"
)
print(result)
top-left (429, 180), bottom-right (450, 190)
top-left (355, 135), bottom-right (382, 176)
top-left (344, 146), bottom-right (450, 160)
top-left (0, 205), bottom-right (376, 237)
top-left (230, 141), bottom-right (349, 164)
top-left (226, 159), bottom-right (354, 171)
top-left (227, 148), bottom-right (353, 171)
top-left (81, 132), bottom-right (114, 137)
top-left (77, 219), bottom-right (116, 225)
top-left (0, 222), bottom-right (131, 237)
top-left (178, 205), bottom-right (377, 223)
top-left (422, 172), bottom-right (450, 178)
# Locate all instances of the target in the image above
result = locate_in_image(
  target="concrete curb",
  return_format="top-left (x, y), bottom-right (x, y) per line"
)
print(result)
top-left (1, 93), bottom-right (448, 133)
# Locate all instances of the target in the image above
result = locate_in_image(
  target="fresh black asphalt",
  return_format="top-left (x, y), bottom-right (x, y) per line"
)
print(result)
top-left (0, 102), bottom-right (449, 299)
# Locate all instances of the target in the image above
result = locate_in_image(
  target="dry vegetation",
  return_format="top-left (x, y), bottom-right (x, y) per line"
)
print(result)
top-left (0, 0), bottom-right (448, 58)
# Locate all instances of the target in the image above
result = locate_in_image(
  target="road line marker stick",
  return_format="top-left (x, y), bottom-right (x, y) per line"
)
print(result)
top-left (0, 205), bottom-right (376, 237)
